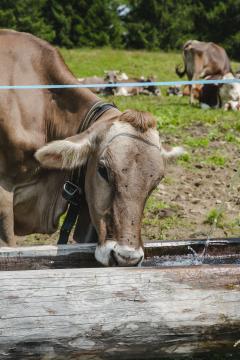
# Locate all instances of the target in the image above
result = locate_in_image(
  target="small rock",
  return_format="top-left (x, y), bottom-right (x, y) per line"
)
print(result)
top-left (192, 198), bottom-right (201, 204)
top-left (194, 181), bottom-right (202, 187)
top-left (173, 194), bottom-right (186, 201)
top-left (226, 202), bottom-right (233, 210)
top-left (190, 209), bottom-right (200, 214)
top-left (234, 197), bottom-right (240, 205)
top-left (195, 163), bottom-right (204, 169)
top-left (157, 209), bottom-right (175, 218)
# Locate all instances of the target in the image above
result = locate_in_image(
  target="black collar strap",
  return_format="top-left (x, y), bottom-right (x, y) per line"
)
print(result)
top-left (58, 101), bottom-right (117, 245)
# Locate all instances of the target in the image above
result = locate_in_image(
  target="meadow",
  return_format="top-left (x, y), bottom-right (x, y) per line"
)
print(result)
top-left (19, 48), bottom-right (240, 244)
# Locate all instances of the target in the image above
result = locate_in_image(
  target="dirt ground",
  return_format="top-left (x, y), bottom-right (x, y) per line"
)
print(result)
top-left (142, 123), bottom-right (240, 242)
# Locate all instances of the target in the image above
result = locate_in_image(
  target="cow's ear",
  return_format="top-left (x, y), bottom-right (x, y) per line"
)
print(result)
top-left (35, 135), bottom-right (94, 169)
top-left (161, 145), bottom-right (185, 159)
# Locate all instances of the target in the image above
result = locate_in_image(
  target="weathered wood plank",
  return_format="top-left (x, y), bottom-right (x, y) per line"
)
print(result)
top-left (0, 265), bottom-right (240, 359)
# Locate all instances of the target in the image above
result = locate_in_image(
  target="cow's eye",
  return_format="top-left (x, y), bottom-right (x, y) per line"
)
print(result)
top-left (98, 164), bottom-right (109, 183)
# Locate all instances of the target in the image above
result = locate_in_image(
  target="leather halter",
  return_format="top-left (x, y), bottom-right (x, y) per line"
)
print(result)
top-left (58, 101), bottom-right (117, 245)
top-left (101, 132), bottom-right (161, 154)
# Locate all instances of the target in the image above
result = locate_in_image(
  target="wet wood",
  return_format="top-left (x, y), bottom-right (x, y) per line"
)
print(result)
top-left (0, 265), bottom-right (240, 359)
top-left (0, 243), bottom-right (98, 270)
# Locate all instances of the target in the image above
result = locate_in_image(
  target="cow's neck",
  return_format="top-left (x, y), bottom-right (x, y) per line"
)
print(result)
top-left (13, 100), bottom-right (121, 237)
top-left (48, 88), bottom-right (100, 141)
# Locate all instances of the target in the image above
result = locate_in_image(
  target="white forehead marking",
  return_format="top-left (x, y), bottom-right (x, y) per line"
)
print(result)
top-left (102, 121), bottom-right (161, 150)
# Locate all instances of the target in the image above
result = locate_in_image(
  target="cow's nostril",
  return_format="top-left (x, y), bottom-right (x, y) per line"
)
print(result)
top-left (109, 250), bottom-right (118, 266)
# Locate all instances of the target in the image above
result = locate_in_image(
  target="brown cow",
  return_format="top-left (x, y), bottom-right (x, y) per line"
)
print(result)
top-left (0, 30), bottom-right (183, 266)
top-left (77, 71), bottom-right (129, 95)
top-left (176, 40), bottom-right (231, 104)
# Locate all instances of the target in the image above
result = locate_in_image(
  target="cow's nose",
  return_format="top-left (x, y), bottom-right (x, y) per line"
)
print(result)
top-left (109, 249), bottom-right (119, 266)
top-left (109, 249), bottom-right (143, 267)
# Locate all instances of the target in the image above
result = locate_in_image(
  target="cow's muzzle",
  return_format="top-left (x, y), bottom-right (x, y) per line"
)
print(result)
top-left (95, 241), bottom-right (144, 267)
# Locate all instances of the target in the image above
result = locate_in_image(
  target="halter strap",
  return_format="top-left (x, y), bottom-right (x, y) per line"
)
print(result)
top-left (108, 132), bottom-right (160, 150)
top-left (78, 100), bottom-right (117, 133)
top-left (100, 132), bottom-right (161, 156)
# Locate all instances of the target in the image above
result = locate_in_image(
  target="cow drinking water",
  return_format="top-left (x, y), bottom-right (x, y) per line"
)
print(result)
top-left (0, 30), bottom-right (183, 266)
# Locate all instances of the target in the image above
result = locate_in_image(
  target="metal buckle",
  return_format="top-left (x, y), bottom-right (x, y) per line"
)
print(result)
top-left (62, 181), bottom-right (82, 206)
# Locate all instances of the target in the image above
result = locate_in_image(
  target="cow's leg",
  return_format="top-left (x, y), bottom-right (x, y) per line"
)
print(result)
top-left (189, 84), bottom-right (194, 104)
top-left (190, 56), bottom-right (203, 105)
top-left (0, 186), bottom-right (15, 246)
top-left (190, 74), bottom-right (202, 105)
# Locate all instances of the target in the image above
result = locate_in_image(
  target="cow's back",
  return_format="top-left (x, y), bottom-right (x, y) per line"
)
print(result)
top-left (0, 31), bottom-right (50, 186)
top-left (0, 30), bottom-right (94, 189)
top-left (184, 40), bottom-right (231, 76)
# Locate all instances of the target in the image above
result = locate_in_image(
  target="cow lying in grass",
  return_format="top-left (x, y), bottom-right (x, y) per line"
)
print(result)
top-left (79, 71), bottom-right (160, 97)
top-left (182, 74), bottom-right (240, 110)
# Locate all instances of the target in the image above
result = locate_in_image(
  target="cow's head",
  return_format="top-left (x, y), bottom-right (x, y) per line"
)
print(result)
top-left (104, 70), bottom-right (118, 84)
top-left (35, 110), bottom-right (183, 266)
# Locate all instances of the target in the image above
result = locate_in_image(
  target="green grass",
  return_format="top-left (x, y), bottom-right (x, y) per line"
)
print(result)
top-left (145, 195), bottom-right (168, 214)
top-left (184, 136), bottom-right (209, 148)
top-left (60, 47), bottom-right (240, 145)
top-left (204, 208), bottom-right (225, 227)
top-left (204, 153), bottom-right (228, 167)
top-left (60, 48), bottom-right (184, 80)
top-left (61, 47), bottom-right (240, 80)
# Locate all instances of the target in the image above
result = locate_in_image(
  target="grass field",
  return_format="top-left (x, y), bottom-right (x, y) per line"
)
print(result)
top-left (20, 48), bottom-right (240, 245)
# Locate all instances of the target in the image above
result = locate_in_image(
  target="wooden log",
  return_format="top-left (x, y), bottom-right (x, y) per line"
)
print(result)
top-left (0, 265), bottom-right (240, 359)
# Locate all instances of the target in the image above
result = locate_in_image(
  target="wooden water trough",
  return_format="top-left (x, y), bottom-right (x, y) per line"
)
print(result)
top-left (0, 238), bottom-right (240, 360)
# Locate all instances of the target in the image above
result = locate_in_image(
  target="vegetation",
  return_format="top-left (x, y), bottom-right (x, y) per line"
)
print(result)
top-left (0, 1), bottom-right (240, 58)
top-left (204, 208), bottom-right (225, 227)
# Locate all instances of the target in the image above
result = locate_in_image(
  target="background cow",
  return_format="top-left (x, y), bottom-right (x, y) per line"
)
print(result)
top-left (176, 40), bottom-right (232, 104)
top-left (220, 73), bottom-right (240, 110)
